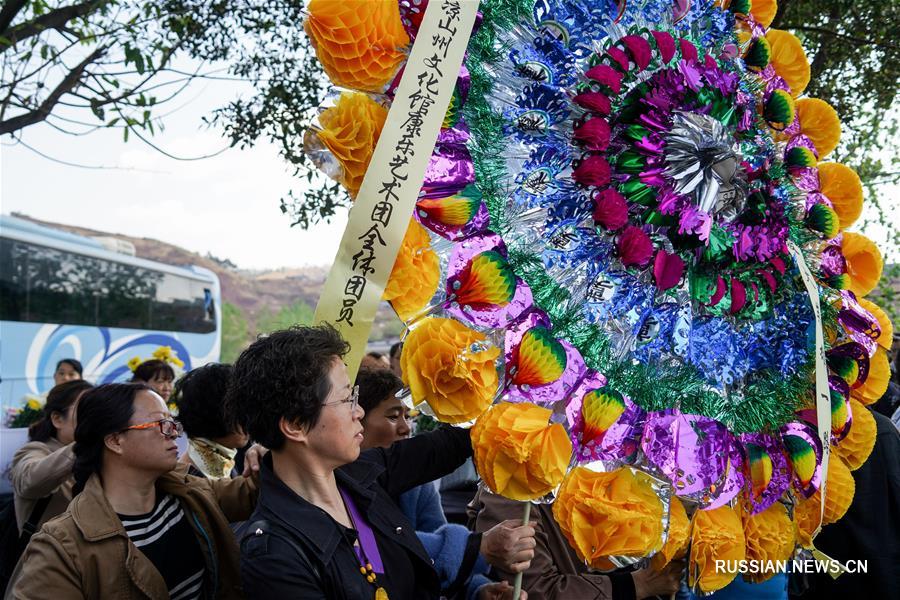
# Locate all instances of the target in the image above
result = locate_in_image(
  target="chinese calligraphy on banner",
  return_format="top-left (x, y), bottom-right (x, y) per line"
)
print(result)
top-left (314, 0), bottom-right (480, 381)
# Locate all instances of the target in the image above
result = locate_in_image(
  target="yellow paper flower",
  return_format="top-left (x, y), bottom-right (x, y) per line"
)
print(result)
top-left (742, 503), bottom-right (795, 583)
top-left (817, 163), bottom-right (863, 231)
top-left (857, 298), bottom-right (893, 351)
top-left (314, 92), bottom-right (388, 197)
top-left (794, 456), bottom-right (856, 547)
top-left (651, 498), bottom-right (690, 570)
top-left (305, 0), bottom-right (410, 92)
top-left (401, 318), bottom-right (500, 423)
top-left (841, 232), bottom-right (883, 297)
top-left (851, 347), bottom-right (890, 405)
top-left (793, 492), bottom-right (819, 549)
top-left (802, 454), bottom-right (855, 533)
top-left (472, 402), bottom-right (572, 501)
top-left (824, 456), bottom-right (856, 525)
top-left (26, 397), bottom-right (43, 411)
top-left (834, 398), bottom-right (876, 470)
top-left (152, 346), bottom-right (184, 368)
top-left (765, 30), bottom-right (810, 97)
top-left (554, 467), bottom-right (664, 566)
top-left (689, 506), bottom-right (745, 593)
top-left (749, 0), bottom-right (778, 28)
top-left (384, 220), bottom-right (440, 321)
top-left (127, 356), bottom-right (143, 372)
top-left (794, 98), bottom-right (841, 158)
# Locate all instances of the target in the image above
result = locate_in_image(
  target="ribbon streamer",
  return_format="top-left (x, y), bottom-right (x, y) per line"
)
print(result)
top-left (788, 241), bottom-right (843, 578)
top-left (314, 0), bottom-right (481, 381)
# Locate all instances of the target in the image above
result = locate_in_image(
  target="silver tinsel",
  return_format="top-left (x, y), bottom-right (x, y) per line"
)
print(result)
top-left (664, 111), bottom-right (747, 220)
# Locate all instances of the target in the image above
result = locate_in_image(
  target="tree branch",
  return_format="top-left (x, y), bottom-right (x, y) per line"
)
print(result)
top-left (0, 0), bottom-right (28, 35)
top-left (0, 46), bottom-right (106, 135)
top-left (782, 24), bottom-right (900, 52)
top-left (1, 0), bottom-right (112, 51)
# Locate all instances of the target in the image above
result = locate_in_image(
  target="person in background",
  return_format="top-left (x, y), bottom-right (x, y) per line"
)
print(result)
top-left (356, 368), bottom-right (536, 599)
top-left (389, 342), bottom-right (403, 377)
top-left (5, 383), bottom-right (261, 599)
top-left (360, 351), bottom-right (390, 371)
top-left (228, 325), bottom-right (527, 599)
top-left (10, 380), bottom-right (93, 533)
top-left (52, 359), bottom-right (83, 386)
top-left (130, 359), bottom-right (175, 402)
top-left (471, 488), bottom-right (683, 600)
top-left (173, 363), bottom-right (250, 479)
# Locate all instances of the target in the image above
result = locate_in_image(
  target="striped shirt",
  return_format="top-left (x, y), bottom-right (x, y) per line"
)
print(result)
top-left (118, 494), bottom-right (206, 600)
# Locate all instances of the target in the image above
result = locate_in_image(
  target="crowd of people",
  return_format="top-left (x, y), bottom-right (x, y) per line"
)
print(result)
top-left (2, 330), bottom-right (898, 599)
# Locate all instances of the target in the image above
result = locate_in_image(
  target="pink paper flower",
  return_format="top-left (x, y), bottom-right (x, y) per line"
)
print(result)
top-left (573, 156), bottom-right (611, 187)
top-left (573, 117), bottom-right (611, 151)
top-left (679, 39), bottom-right (698, 62)
top-left (585, 64), bottom-right (623, 94)
top-left (621, 35), bottom-right (652, 71)
top-left (653, 250), bottom-right (686, 290)
top-left (617, 226), bottom-right (654, 267)
top-left (573, 92), bottom-right (612, 116)
top-left (730, 279), bottom-right (747, 314)
top-left (593, 188), bottom-right (629, 230)
top-left (606, 47), bottom-right (630, 72)
top-left (651, 30), bottom-right (676, 63)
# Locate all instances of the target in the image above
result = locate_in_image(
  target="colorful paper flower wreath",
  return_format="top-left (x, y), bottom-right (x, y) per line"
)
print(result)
top-left (301, 0), bottom-right (894, 585)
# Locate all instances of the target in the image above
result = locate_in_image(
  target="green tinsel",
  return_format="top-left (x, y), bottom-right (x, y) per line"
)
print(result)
top-left (462, 1), bottom-right (821, 434)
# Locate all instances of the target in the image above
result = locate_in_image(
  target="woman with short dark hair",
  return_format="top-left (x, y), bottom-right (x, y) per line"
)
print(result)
top-left (7, 383), bottom-right (259, 599)
top-left (52, 359), bottom-right (83, 386)
top-left (227, 325), bottom-right (525, 599)
top-left (10, 380), bottom-right (93, 533)
top-left (174, 363), bottom-right (249, 479)
top-left (130, 359), bottom-right (176, 402)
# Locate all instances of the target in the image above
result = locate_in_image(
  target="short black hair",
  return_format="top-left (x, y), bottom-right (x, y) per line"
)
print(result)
top-left (56, 358), bottom-right (83, 376)
top-left (225, 325), bottom-right (350, 450)
top-left (389, 342), bottom-right (402, 360)
top-left (131, 359), bottom-right (175, 383)
top-left (174, 363), bottom-right (233, 440)
top-left (356, 368), bottom-right (403, 415)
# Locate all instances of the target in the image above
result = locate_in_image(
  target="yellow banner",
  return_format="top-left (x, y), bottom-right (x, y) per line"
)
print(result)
top-left (788, 241), bottom-right (843, 578)
top-left (313, 0), bottom-right (481, 382)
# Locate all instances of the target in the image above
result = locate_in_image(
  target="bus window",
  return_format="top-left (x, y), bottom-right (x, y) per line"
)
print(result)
top-left (0, 238), bottom-right (214, 333)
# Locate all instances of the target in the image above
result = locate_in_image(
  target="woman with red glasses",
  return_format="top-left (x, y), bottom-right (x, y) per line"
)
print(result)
top-left (6, 383), bottom-right (260, 599)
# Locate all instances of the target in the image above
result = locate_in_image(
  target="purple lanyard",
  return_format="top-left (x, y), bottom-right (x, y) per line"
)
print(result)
top-left (339, 488), bottom-right (385, 575)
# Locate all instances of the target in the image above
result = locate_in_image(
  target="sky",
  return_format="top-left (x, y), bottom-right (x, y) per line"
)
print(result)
top-left (0, 77), bottom-right (348, 271)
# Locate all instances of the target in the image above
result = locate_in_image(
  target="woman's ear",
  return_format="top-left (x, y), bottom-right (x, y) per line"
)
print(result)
top-left (49, 411), bottom-right (67, 431)
top-left (279, 416), bottom-right (309, 445)
top-left (104, 432), bottom-right (125, 455)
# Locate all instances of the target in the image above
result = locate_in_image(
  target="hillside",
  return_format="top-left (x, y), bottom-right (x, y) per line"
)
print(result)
top-left (12, 213), bottom-right (403, 355)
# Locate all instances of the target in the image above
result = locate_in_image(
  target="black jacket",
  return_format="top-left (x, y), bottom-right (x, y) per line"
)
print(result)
top-left (239, 426), bottom-right (473, 599)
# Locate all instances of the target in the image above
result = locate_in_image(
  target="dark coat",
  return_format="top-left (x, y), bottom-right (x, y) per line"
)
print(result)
top-left (240, 426), bottom-right (473, 599)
